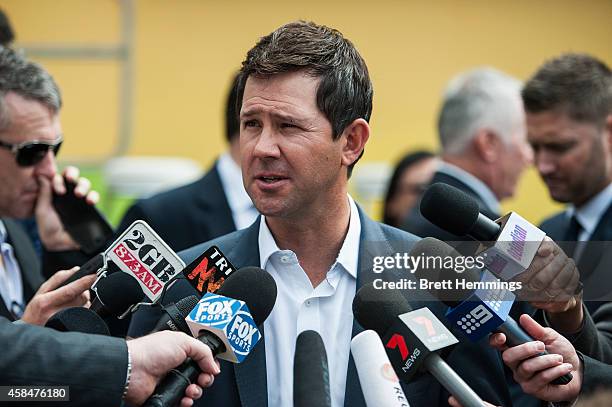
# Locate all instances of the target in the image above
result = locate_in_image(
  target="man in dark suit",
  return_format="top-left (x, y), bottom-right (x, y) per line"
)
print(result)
top-left (117, 73), bottom-right (258, 253)
top-left (128, 21), bottom-right (581, 406)
top-left (0, 47), bottom-right (101, 322)
top-left (522, 54), bottom-right (612, 318)
top-left (0, 317), bottom-right (219, 407)
top-left (402, 67), bottom-right (533, 241)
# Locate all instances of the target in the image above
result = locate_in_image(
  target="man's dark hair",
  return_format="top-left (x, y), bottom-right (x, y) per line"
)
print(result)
top-left (236, 20), bottom-right (373, 174)
top-left (225, 72), bottom-right (240, 142)
top-left (522, 53), bottom-right (612, 126)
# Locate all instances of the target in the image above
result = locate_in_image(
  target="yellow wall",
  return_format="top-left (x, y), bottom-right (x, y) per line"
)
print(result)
top-left (2, 0), bottom-right (612, 223)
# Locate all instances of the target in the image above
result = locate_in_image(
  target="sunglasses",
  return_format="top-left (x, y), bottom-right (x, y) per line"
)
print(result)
top-left (0, 135), bottom-right (63, 167)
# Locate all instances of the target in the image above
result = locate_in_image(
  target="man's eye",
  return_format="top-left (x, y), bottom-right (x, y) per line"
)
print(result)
top-left (281, 123), bottom-right (297, 129)
top-left (244, 120), bottom-right (259, 128)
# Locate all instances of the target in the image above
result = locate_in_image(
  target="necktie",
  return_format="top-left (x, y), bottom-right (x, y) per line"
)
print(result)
top-left (562, 215), bottom-right (582, 258)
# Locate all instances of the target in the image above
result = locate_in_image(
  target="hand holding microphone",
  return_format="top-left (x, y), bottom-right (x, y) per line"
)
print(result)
top-left (489, 314), bottom-right (582, 403)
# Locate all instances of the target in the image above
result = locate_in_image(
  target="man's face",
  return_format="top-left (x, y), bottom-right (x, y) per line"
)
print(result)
top-left (527, 111), bottom-right (612, 206)
top-left (239, 71), bottom-right (347, 219)
top-left (494, 122), bottom-right (533, 200)
top-left (0, 92), bottom-right (59, 218)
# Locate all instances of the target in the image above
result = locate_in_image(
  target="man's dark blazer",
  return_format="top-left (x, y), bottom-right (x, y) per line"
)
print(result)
top-left (117, 163), bottom-right (236, 253)
top-left (0, 218), bottom-right (44, 321)
top-left (539, 202), bottom-right (612, 314)
top-left (0, 317), bottom-right (127, 406)
top-left (401, 170), bottom-right (500, 243)
top-left (129, 208), bottom-right (521, 406)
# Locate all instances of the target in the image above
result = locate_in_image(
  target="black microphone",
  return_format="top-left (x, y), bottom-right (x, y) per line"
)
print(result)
top-left (151, 295), bottom-right (199, 334)
top-left (294, 330), bottom-right (331, 407)
top-left (420, 182), bottom-right (500, 241)
top-left (45, 307), bottom-right (110, 336)
top-left (411, 237), bottom-right (572, 385)
top-left (144, 267), bottom-right (278, 407)
top-left (353, 283), bottom-right (484, 407)
top-left (90, 272), bottom-right (145, 319)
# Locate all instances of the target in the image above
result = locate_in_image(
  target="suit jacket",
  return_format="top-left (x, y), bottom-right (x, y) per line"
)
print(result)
top-left (129, 208), bottom-right (523, 407)
top-left (0, 317), bottom-right (127, 406)
top-left (402, 170), bottom-right (500, 243)
top-left (0, 219), bottom-right (45, 321)
top-left (539, 202), bottom-right (612, 314)
top-left (580, 352), bottom-right (612, 395)
top-left (117, 162), bottom-right (236, 253)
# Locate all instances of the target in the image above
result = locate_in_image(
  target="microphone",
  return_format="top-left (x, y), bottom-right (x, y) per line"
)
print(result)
top-left (90, 272), bottom-right (145, 319)
top-left (144, 266), bottom-right (278, 407)
top-left (411, 237), bottom-right (572, 385)
top-left (420, 183), bottom-right (546, 280)
top-left (294, 330), bottom-right (331, 407)
top-left (59, 253), bottom-right (106, 288)
top-left (45, 307), bottom-right (110, 336)
top-left (151, 295), bottom-right (200, 334)
top-left (353, 283), bottom-right (484, 407)
top-left (351, 330), bottom-right (410, 407)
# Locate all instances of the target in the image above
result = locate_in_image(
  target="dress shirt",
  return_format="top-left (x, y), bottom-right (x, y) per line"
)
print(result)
top-left (0, 220), bottom-right (25, 318)
top-left (259, 195), bottom-right (360, 407)
top-left (216, 152), bottom-right (259, 230)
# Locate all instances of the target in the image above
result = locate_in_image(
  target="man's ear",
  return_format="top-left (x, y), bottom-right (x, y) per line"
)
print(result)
top-left (340, 118), bottom-right (370, 167)
top-left (473, 129), bottom-right (500, 163)
top-left (605, 113), bottom-right (612, 153)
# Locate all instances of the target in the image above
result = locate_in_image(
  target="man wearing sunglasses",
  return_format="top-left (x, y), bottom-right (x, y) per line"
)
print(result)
top-left (0, 46), bottom-right (100, 323)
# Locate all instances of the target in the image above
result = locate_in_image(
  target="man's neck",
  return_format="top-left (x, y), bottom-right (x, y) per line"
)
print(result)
top-left (266, 195), bottom-right (351, 287)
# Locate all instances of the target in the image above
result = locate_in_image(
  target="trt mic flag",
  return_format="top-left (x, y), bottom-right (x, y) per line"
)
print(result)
top-left (104, 220), bottom-right (185, 302)
top-left (185, 292), bottom-right (261, 363)
top-left (294, 330), bottom-right (331, 407)
top-left (420, 183), bottom-right (546, 280)
top-left (351, 330), bottom-right (410, 407)
top-left (181, 246), bottom-right (236, 295)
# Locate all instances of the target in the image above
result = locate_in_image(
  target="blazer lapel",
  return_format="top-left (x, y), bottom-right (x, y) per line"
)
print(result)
top-left (2, 219), bottom-right (43, 302)
top-left (577, 202), bottom-right (612, 280)
top-left (227, 218), bottom-right (269, 407)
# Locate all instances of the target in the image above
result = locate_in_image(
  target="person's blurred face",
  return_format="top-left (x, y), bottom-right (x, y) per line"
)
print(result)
top-left (494, 126), bottom-right (533, 200)
top-left (0, 92), bottom-right (59, 218)
top-left (239, 71), bottom-right (347, 220)
top-left (527, 111), bottom-right (612, 206)
top-left (386, 157), bottom-right (437, 226)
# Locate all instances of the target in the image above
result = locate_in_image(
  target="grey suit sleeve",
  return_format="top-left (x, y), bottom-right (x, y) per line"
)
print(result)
top-left (1, 318), bottom-right (128, 407)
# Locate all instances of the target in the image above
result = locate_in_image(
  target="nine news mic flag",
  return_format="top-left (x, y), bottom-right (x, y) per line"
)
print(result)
top-left (411, 237), bottom-right (572, 386)
top-left (294, 330), bottom-right (332, 407)
top-left (144, 267), bottom-right (278, 407)
top-left (351, 330), bottom-right (410, 407)
top-left (420, 183), bottom-right (546, 280)
top-left (353, 283), bottom-right (484, 407)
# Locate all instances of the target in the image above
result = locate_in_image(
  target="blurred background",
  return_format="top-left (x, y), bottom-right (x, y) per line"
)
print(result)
top-left (2, 0), bottom-right (611, 224)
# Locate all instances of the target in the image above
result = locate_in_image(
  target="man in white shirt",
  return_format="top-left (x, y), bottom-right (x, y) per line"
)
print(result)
top-left (129, 20), bottom-right (578, 407)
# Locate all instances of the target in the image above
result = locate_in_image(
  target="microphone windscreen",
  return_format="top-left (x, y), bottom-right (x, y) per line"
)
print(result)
top-left (410, 237), bottom-right (480, 306)
top-left (294, 330), bottom-right (331, 407)
top-left (96, 272), bottom-right (144, 316)
top-left (217, 266), bottom-right (277, 326)
top-left (420, 183), bottom-right (480, 236)
top-left (353, 283), bottom-right (412, 337)
top-left (45, 307), bottom-right (110, 336)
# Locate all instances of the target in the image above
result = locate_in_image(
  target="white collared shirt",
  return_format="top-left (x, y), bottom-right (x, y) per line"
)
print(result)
top-left (0, 220), bottom-right (25, 318)
top-left (259, 196), bottom-right (361, 407)
top-left (216, 152), bottom-right (259, 230)
top-left (437, 161), bottom-right (501, 214)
